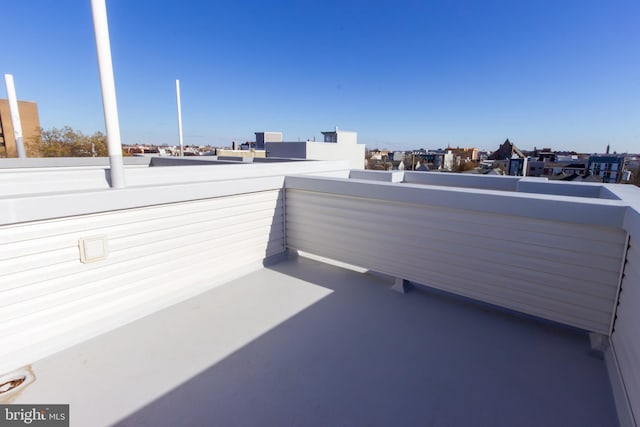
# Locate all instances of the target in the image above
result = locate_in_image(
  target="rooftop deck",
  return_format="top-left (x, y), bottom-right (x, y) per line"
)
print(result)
top-left (1, 162), bottom-right (638, 426)
top-left (13, 256), bottom-right (617, 426)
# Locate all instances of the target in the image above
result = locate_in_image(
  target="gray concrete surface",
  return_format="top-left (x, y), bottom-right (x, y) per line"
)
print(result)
top-left (11, 257), bottom-right (617, 426)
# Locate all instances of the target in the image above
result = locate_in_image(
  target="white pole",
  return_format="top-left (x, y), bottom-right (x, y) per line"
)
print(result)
top-left (176, 79), bottom-right (184, 157)
top-left (4, 74), bottom-right (26, 158)
top-left (91, 0), bottom-right (124, 188)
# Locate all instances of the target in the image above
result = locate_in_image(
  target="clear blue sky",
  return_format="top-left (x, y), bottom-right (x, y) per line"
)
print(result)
top-left (2, 0), bottom-right (638, 152)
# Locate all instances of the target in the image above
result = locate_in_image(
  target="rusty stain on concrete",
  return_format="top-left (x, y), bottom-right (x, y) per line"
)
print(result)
top-left (0, 366), bottom-right (35, 403)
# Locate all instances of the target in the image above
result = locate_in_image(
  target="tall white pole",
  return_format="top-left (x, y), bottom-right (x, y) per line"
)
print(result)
top-left (176, 79), bottom-right (184, 157)
top-left (91, 0), bottom-right (124, 188)
top-left (4, 74), bottom-right (26, 158)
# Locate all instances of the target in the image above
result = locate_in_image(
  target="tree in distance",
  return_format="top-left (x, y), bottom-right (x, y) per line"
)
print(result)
top-left (27, 126), bottom-right (116, 157)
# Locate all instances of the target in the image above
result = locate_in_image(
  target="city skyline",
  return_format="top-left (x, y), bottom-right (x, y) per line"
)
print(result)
top-left (1, 0), bottom-right (638, 153)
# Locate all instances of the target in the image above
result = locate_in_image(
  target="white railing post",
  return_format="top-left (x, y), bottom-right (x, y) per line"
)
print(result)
top-left (91, 0), bottom-right (124, 188)
top-left (176, 79), bottom-right (184, 157)
top-left (3, 74), bottom-right (26, 158)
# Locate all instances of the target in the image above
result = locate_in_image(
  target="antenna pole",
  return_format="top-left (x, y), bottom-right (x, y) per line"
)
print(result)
top-left (176, 79), bottom-right (184, 157)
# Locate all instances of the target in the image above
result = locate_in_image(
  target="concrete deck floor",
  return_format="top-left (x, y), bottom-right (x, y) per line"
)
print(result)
top-left (11, 256), bottom-right (617, 426)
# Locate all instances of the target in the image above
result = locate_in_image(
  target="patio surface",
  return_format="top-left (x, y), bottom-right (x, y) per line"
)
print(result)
top-left (10, 255), bottom-right (617, 426)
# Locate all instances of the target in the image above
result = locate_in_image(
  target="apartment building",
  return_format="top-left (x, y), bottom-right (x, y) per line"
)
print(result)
top-left (0, 99), bottom-right (40, 157)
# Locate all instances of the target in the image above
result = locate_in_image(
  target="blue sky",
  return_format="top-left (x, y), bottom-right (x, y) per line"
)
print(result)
top-left (2, 0), bottom-right (639, 152)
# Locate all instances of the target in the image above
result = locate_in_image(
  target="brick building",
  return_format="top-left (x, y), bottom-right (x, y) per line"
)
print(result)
top-left (0, 99), bottom-right (40, 157)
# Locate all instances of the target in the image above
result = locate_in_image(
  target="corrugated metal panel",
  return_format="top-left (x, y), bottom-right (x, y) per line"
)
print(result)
top-left (285, 189), bottom-right (626, 334)
top-left (612, 238), bottom-right (640, 425)
top-left (0, 190), bottom-right (285, 374)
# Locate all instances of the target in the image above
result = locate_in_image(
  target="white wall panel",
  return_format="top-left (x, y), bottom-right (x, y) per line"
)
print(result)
top-left (612, 228), bottom-right (640, 425)
top-left (0, 190), bottom-right (285, 374)
top-left (285, 187), bottom-right (627, 334)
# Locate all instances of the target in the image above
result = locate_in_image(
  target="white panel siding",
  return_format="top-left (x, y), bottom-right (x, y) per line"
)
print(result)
top-left (285, 188), bottom-right (626, 334)
top-left (0, 190), bottom-right (285, 374)
top-left (612, 236), bottom-right (640, 426)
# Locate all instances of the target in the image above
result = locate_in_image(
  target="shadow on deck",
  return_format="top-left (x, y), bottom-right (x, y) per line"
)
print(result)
top-left (18, 256), bottom-right (617, 426)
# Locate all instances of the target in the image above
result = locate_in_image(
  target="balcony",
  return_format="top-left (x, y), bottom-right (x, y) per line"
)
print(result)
top-left (1, 159), bottom-right (638, 426)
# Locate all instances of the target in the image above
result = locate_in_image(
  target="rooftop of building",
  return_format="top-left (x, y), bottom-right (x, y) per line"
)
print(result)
top-left (1, 160), bottom-right (638, 426)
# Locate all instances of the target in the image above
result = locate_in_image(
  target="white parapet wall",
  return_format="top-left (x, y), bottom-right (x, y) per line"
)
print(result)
top-left (0, 158), bottom-right (350, 200)
top-left (403, 170), bottom-right (523, 191)
top-left (605, 185), bottom-right (640, 426)
top-left (0, 160), bottom-right (350, 374)
top-left (284, 175), bottom-right (629, 334)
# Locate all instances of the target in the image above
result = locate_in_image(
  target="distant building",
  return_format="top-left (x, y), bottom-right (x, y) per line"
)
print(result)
top-left (321, 130), bottom-right (358, 144)
top-left (527, 160), bottom-right (545, 177)
top-left (588, 155), bottom-right (625, 183)
top-left (392, 151), bottom-right (404, 162)
top-left (507, 158), bottom-right (527, 176)
top-left (255, 132), bottom-right (283, 149)
top-left (488, 139), bottom-right (527, 176)
top-left (408, 149), bottom-right (453, 171)
top-left (216, 148), bottom-right (266, 158)
top-left (527, 159), bottom-right (588, 178)
top-left (488, 139), bottom-right (525, 161)
top-left (0, 99), bottom-right (40, 157)
top-left (562, 162), bottom-right (588, 176)
top-left (265, 129), bottom-right (365, 169)
top-left (531, 147), bottom-right (556, 162)
top-left (448, 147), bottom-right (478, 161)
top-left (368, 149), bottom-right (390, 161)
